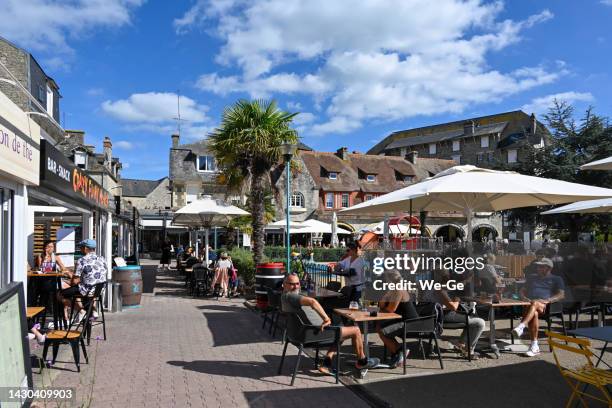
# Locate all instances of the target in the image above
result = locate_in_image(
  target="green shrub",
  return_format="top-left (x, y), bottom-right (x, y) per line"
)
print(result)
top-left (228, 247), bottom-right (256, 286)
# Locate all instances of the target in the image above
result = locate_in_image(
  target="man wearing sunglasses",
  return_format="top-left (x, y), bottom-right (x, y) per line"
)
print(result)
top-left (281, 273), bottom-right (379, 374)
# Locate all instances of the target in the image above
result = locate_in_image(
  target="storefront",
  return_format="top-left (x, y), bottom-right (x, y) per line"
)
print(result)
top-left (0, 89), bottom-right (41, 289)
top-left (28, 140), bottom-right (113, 302)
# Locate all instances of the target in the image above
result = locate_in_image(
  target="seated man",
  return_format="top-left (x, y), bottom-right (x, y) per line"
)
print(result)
top-left (61, 239), bottom-right (108, 322)
top-left (513, 258), bottom-right (565, 357)
top-left (477, 253), bottom-right (503, 294)
top-left (281, 273), bottom-right (379, 373)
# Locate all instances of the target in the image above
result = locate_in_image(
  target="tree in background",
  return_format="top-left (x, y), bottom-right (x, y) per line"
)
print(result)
top-left (497, 101), bottom-right (612, 241)
top-left (208, 100), bottom-right (299, 264)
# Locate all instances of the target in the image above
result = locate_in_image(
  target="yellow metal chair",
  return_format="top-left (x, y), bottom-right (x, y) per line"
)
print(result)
top-left (546, 331), bottom-right (612, 407)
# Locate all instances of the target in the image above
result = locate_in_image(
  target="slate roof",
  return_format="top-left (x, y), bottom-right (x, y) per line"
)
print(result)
top-left (122, 178), bottom-right (167, 197)
top-left (299, 151), bottom-right (454, 194)
top-left (386, 122), bottom-right (508, 149)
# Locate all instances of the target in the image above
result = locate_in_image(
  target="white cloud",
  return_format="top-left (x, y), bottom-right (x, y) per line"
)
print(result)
top-left (0, 0), bottom-right (144, 55)
top-left (601, 0), bottom-right (612, 6)
top-left (292, 112), bottom-right (315, 125)
top-left (181, 0), bottom-right (560, 134)
top-left (102, 92), bottom-right (209, 123)
top-left (114, 140), bottom-right (133, 149)
top-left (102, 92), bottom-right (213, 140)
top-left (86, 88), bottom-right (105, 97)
top-left (521, 92), bottom-right (594, 114)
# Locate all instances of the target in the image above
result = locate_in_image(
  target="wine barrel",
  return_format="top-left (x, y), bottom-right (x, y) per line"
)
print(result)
top-left (255, 262), bottom-right (285, 309)
top-left (113, 266), bottom-right (143, 307)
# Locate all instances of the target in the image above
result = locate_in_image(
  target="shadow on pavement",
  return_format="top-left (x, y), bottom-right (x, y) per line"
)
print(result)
top-left (167, 354), bottom-right (335, 387)
top-left (202, 309), bottom-right (274, 346)
top-left (352, 359), bottom-right (587, 408)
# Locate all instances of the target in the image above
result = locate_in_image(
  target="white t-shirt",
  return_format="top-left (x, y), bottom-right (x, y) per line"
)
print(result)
top-left (338, 256), bottom-right (366, 287)
top-left (216, 259), bottom-right (233, 270)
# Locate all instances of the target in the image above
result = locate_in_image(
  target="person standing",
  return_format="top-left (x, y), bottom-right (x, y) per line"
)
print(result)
top-left (160, 241), bottom-right (172, 270)
top-left (331, 242), bottom-right (366, 302)
top-left (210, 252), bottom-right (232, 297)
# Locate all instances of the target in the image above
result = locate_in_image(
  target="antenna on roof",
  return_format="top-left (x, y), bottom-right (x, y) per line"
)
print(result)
top-left (173, 90), bottom-right (186, 136)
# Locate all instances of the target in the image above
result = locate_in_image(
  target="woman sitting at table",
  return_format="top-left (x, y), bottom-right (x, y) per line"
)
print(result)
top-left (376, 269), bottom-right (419, 368)
top-left (35, 240), bottom-right (66, 273)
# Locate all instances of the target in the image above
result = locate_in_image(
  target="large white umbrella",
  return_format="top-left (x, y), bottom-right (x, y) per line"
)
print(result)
top-left (580, 156), bottom-right (612, 171)
top-left (341, 165), bottom-right (612, 241)
top-left (173, 196), bottom-right (249, 265)
top-left (265, 219), bottom-right (307, 229)
top-left (365, 221), bottom-right (421, 235)
top-left (541, 198), bottom-right (612, 215)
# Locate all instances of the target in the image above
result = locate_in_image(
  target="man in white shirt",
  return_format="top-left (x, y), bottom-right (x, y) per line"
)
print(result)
top-left (332, 242), bottom-right (366, 302)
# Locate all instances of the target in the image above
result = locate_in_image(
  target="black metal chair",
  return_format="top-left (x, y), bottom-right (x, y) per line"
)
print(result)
top-left (441, 307), bottom-right (472, 362)
top-left (265, 289), bottom-right (283, 337)
top-left (43, 282), bottom-right (104, 372)
top-left (85, 281), bottom-right (107, 345)
top-left (191, 266), bottom-right (209, 297)
top-left (325, 281), bottom-right (342, 292)
top-left (383, 311), bottom-right (444, 373)
top-left (278, 312), bottom-right (342, 385)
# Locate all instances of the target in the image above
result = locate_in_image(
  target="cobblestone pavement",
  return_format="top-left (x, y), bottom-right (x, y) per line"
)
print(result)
top-left (35, 268), bottom-right (369, 408)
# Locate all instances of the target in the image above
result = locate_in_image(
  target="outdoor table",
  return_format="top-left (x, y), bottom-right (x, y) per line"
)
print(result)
top-left (333, 308), bottom-right (401, 374)
top-left (305, 287), bottom-right (343, 299)
top-left (569, 326), bottom-right (612, 368)
top-left (27, 272), bottom-right (65, 329)
top-left (467, 297), bottom-right (531, 358)
top-left (26, 306), bottom-right (46, 319)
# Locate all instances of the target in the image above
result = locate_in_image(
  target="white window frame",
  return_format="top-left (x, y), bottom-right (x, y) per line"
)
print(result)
top-left (74, 150), bottom-right (87, 168)
top-left (325, 192), bottom-right (334, 209)
top-left (480, 135), bottom-right (489, 148)
top-left (507, 149), bottom-right (518, 164)
top-left (290, 192), bottom-right (304, 208)
top-left (403, 175), bottom-right (413, 182)
top-left (341, 193), bottom-right (350, 208)
top-left (452, 140), bottom-right (461, 152)
top-left (328, 172), bottom-right (338, 180)
top-left (428, 143), bottom-right (437, 155)
top-left (197, 155), bottom-right (216, 172)
top-left (366, 174), bottom-right (376, 182)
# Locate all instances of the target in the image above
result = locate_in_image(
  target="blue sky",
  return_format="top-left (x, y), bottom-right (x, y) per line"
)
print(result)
top-left (1, 0), bottom-right (611, 180)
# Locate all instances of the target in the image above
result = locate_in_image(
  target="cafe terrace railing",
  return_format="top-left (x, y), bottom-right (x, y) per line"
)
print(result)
top-left (302, 261), bottom-right (337, 288)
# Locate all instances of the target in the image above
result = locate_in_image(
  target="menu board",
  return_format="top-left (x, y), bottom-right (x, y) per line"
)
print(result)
top-left (0, 282), bottom-right (32, 407)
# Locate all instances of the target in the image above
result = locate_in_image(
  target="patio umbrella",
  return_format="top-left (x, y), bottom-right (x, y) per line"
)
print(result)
top-left (541, 198), bottom-right (612, 215)
top-left (580, 156), bottom-right (612, 171)
top-left (173, 196), bottom-right (249, 265)
top-left (341, 165), bottom-right (612, 241)
top-left (365, 221), bottom-right (421, 235)
top-left (299, 219), bottom-right (351, 234)
top-left (331, 212), bottom-right (340, 248)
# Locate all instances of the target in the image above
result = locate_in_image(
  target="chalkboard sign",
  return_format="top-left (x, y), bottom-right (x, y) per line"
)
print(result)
top-left (0, 282), bottom-right (32, 407)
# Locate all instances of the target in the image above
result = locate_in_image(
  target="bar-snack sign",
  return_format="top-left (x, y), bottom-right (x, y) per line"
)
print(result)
top-left (40, 140), bottom-right (109, 209)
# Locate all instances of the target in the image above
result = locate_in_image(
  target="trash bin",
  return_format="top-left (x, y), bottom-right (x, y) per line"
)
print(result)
top-left (111, 282), bottom-right (123, 313)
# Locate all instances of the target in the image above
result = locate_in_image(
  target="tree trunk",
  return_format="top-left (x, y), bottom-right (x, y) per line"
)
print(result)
top-left (250, 173), bottom-right (266, 265)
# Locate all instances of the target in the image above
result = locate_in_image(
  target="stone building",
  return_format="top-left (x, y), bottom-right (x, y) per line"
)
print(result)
top-left (274, 147), bottom-right (503, 241)
top-left (369, 110), bottom-right (547, 167)
top-left (0, 35), bottom-right (63, 142)
top-left (168, 133), bottom-right (229, 208)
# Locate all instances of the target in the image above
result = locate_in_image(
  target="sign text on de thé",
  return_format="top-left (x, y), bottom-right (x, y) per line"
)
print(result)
top-left (0, 126), bottom-right (34, 162)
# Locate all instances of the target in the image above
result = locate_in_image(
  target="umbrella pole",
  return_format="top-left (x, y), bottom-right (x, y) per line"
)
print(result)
top-left (205, 228), bottom-right (210, 267)
top-left (195, 229), bottom-right (199, 258)
top-left (409, 200), bottom-right (413, 238)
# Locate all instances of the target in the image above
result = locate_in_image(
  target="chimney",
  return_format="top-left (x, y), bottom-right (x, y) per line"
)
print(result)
top-left (531, 113), bottom-right (537, 135)
top-left (103, 136), bottom-right (112, 169)
top-left (65, 129), bottom-right (85, 145)
top-left (405, 150), bottom-right (418, 164)
top-left (171, 133), bottom-right (180, 148)
top-left (336, 147), bottom-right (349, 160)
top-left (463, 120), bottom-right (475, 135)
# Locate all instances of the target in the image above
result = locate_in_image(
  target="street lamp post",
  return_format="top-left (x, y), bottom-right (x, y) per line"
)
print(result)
top-left (281, 142), bottom-right (298, 275)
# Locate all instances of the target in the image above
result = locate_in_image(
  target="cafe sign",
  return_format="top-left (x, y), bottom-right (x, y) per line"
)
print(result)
top-left (40, 140), bottom-right (109, 209)
top-left (0, 91), bottom-right (40, 185)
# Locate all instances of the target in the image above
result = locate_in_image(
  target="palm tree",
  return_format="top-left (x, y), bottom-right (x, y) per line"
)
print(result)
top-left (209, 99), bottom-right (299, 264)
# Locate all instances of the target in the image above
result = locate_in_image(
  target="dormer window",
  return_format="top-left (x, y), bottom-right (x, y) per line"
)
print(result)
top-left (74, 150), bottom-right (87, 169)
top-left (328, 172), bottom-right (338, 180)
top-left (403, 175), bottom-right (413, 182)
top-left (366, 174), bottom-right (375, 182)
top-left (197, 155), bottom-right (217, 172)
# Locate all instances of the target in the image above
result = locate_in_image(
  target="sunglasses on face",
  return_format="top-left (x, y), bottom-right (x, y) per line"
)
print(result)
top-left (287, 281), bottom-right (300, 286)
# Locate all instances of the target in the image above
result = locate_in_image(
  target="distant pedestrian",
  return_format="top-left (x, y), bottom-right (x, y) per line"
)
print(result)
top-left (160, 241), bottom-right (172, 270)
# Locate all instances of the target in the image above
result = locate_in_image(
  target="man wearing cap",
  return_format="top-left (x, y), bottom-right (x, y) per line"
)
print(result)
top-left (60, 239), bottom-right (108, 322)
top-left (513, 258), bottom-right (564, 356)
